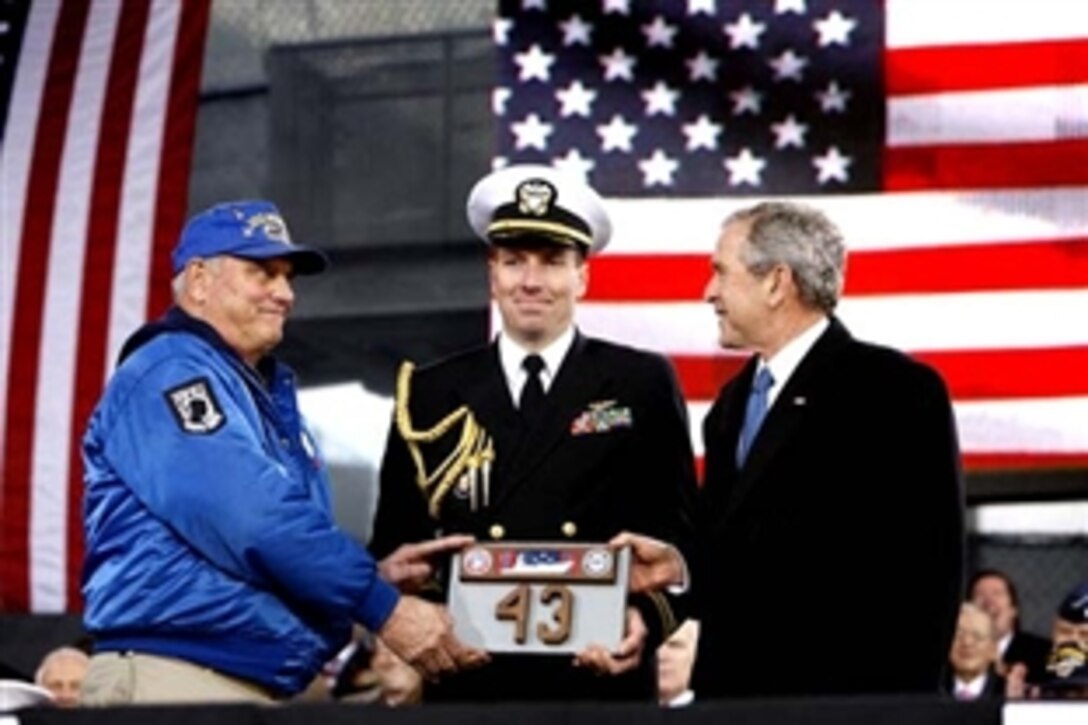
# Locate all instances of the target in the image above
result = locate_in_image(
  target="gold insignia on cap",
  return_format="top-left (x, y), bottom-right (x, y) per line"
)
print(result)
top-left (489, 524), bottom-right (505, 540)
top-left (561, 521), bottom-right (577, 537)
top-left (516, 178), bottom-right (555, 217)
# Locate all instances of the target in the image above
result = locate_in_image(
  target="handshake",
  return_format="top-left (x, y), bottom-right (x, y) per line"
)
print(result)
top-left (372, 532), bottom-right (685, 681)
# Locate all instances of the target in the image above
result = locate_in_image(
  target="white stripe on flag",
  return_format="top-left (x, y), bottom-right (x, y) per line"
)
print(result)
top-left (686, 397), bottom-right (1088, 459)
top-left (575, 289), bottom-right (1088, 357)
top-left (0, 0), bottom-right (59, 461)
top-left (107, 0), bottom-right (182, 373)
top-left (889, 85), bottom-right (1088, 146)
top-left (604, 188), bottom-right (1088, 256)
top-left (31, 0), bottom-right (123, 613)
top-left (887, 0), bottom-right (1088, 47)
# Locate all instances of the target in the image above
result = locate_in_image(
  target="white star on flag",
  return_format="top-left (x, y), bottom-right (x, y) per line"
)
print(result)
top-left (723, 13), bottom-right (766, 50)
top-left (812, 145), bottom-right (852, 184)
top-left (642, 16), bottom-right (678, 49)
top-left (770, 114), bottom-right (807, 149)
top-left (768, 49), bottom-right (808, 82)
top-left (686, 51), bottom-right (719, 82)
top-left (599, 47), bottom-right (637, 82)
top-left (730, 86), bottom-right (762, 115)
top-left (553, 148), bottom-right (596, 179)
top-left (556, 80), bottom-right (597, 117)
top-left (682, 114), bottom-right (723, 151)
top-left (688, 0), bottom-right (717, 16)
top-left (775, 0), bottom-right (806, 14)
top-left (724, 147), bottom-right (766, 186)
top-left (514, 44), bottom-right (555, 82)
top-left (493, 18), bottom-right (513, 46)
top-left (641, 81), bottom-right (680, 116)
top-left (511, 113), bottom-right (553, 150)
top-left (816, 80), bottom-right (850, 113)
top-left (638, 149), bottom-right (680, 187)
top-left (814, 10), bottom-right (857, 47)
top-left (603, 0), bottom-right (631, 15)
top-left (492, 87), bottom-right (512, 116)
top-left (597, 114), bottom-right (639, 152)
top-left (560, 15), bottom-right (593, 46)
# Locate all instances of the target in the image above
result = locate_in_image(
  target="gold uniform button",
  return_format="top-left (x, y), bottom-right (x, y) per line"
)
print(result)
top-left (561, 521), bottom-right (577, 537)
top-left (489, 524), bottom-right (505, 540)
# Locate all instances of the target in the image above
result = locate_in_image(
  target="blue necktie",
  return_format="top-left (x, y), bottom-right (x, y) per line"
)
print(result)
top-left (737, 366), bottom-right (774, 467)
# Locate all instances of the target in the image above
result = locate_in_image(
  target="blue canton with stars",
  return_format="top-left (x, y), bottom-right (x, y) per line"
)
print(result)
top-left (496, 0), bottom-right (884, 196)
top-left (0, 0), bottom-right (32, 145)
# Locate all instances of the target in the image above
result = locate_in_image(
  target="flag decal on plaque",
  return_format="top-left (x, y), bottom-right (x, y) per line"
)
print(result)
top-left (460, 544), bottom-right (617, 583)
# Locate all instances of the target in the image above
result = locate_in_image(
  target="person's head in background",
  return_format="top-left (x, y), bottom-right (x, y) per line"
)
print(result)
top-left (657, 619), bottom-right (700, 706)
top-left (34, 646), bottom-right (89, 707)
top-left (969, 569), bottom-right (1022, 642)
top-left (949, 602), bottom-right (1000, 683)
top-left (1053, 581), bottom-right (1088, 649)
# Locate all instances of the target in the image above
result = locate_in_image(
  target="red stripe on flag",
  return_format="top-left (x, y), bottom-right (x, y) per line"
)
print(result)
top-left (845, 239), bottom-right (1088, 295)
top-left (887, 38), bottom-right (1088, 95)
top-left (671, 354), bottom-right (748, 401)
top-left (585, 239), bottom-right (1088, 301)
top-left (65, 0), bottom-right (151, 612)
top-left (673, 347), bottom-right (1088, 402)
top-left (147, 0), bottom-right (211, 318)
top-left (961, 452), bottom-right (1088, 471)
top-left (0, 0), bottom-right (90, 612)
top-left (885, 139), bottom-right (1088, 192)
top-left (586, 256), bottom-right (708, 301)
top-left (695, 453), bottom-right (1088, 480)
top-left (913, 347), bottom-right (1088, 401)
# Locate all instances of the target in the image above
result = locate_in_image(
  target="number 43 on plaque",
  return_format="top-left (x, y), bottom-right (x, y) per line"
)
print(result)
top-left (447, 542), bottom-right (631, 654)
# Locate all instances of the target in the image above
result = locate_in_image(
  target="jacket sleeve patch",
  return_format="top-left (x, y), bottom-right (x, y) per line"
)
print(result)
top-left (164, 377), bottom-right (226, 434)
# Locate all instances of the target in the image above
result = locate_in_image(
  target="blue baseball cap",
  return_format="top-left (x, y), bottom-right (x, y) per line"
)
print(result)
top-left (1058, 581), bottom-right (1088, 623)
top-left (171, 200), bottom-right (329, 275)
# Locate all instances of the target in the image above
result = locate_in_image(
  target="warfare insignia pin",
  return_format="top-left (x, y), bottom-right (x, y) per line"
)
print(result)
top-left (570, 400), bottom-right (633, 436)
top-left (165, 377), bottom-right (225, 434)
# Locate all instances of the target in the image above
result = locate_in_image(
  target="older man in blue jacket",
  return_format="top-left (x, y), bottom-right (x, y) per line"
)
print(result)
top-left (80, 200), bottom-right (484, 704)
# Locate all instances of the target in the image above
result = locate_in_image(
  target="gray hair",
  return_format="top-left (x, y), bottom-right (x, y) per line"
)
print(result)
top-left (171, 256), bottom-right (222, 301)
top-left (724, 201), bottom-right (846, 313)
top-left (34, 646), bottom-right (89, 685)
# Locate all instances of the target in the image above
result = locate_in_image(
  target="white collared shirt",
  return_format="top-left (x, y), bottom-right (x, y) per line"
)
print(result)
top-left (953, 673), bottom-right (988, 699)
top-left (761, 316), bottom-right (829, 408)
top-left (498, 326), bottom-right (576, 407)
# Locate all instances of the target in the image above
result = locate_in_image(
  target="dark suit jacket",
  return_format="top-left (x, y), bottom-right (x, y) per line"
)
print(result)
top-left (1003, 630), bottom-right (1053, 685)
top-left (372, 332), bottom-right (698, 702)
top-left (692, 318), bottom-right (965, 698)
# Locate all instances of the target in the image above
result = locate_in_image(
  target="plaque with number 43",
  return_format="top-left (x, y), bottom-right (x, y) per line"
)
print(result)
top-left (447, 542), bottom-right (631, 654)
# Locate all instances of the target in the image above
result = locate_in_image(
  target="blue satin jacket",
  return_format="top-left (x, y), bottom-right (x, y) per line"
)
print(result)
top-left (81, 308), bottom-right (398, 695)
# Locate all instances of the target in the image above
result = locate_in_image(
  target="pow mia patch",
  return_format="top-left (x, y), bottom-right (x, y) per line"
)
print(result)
top-left (165, 377), bottom-right (225, 434)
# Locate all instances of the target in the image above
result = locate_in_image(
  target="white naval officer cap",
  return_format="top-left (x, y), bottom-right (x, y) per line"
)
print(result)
top-left (466, 164), bottom-right (612, 255)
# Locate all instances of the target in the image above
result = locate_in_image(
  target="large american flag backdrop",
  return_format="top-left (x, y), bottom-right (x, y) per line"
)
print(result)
top-left (495, 0), bottom-right (1088, 476)
top-left (0, 0), bottom-right (209, 613)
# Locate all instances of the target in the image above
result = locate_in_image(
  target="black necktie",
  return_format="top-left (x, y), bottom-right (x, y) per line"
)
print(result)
top-left (519, 354), bottom-right (545, 422)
